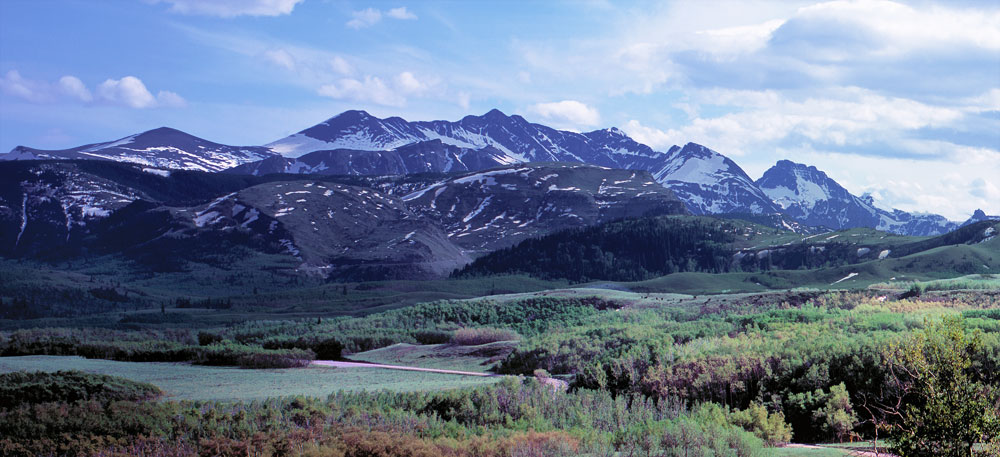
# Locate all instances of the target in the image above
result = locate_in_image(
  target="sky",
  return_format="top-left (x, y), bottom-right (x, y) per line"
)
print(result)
top-left (0, 0), bottom-right (997, 220)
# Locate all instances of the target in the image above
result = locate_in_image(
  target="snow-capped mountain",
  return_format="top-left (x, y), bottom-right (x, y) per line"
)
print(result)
top-left (756, 160), bottom-right (959, 236)
top-left (961, 209), bottom-right (999, 227)
top-left (265, 109), bottom-right (668, 168)
top-left (260, 110), bottom-right (775, 215)
top-left (650, 143), bottom-right (781, 215)
top-left (226, 140), bottom-right (512, 176)
top-left (2, 127), bottom-right (277, 172)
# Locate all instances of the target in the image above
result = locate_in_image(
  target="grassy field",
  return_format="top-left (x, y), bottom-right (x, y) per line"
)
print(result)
top-left (771, 446), bottom-right (848, 456)
top-left (351, 341), bottom-right (517, 372)
top-left (0, 355), bottom-right (502, 401)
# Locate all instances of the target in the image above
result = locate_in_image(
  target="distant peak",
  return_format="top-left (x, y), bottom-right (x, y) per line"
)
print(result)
top-left (973, 208), bottom-right (987, 218)
top-left (483, 108), bottom-right (507, 119)
top-left (680, 142), bottom-right (713, 155)
top-left (142, 126), bottom-right (184, 135)
top-left (606, 127), bottom-right (626, 136)
top-left (330, 110), bottom-right (374, 122)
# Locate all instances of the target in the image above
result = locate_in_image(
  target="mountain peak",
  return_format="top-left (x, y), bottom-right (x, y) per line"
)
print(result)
top-left (338, 109), bottom-right (374, 119)
top-left (483, 108), bottom-right (508, 120)
top-left (142, 126), bottom-right (184, 135)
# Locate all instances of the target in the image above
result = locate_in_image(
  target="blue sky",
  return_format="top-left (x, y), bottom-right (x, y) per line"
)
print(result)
top-left (1, 0), bottom-right (997, 220)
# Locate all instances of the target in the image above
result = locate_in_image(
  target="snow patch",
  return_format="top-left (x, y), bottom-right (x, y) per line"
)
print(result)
top-left (831, 272), bottom-right (859, 285)
top-left (141, 167), bottom-right (171, 177)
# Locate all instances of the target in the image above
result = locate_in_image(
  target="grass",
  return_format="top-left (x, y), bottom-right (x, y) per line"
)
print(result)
top-left (351, 341), bottom-right (517, 373)
top-left (0, 355), bottom-right (502, 401)
top-left (771, 446), bottom-right (848, 456)
top-left (871, 273), bottom-right (1000, 292)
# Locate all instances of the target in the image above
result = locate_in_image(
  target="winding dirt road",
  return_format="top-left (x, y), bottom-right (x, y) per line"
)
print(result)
top-left (311, 360), bottom-right (496, 377)
top-left (311, 360), bottom-right (570, 390)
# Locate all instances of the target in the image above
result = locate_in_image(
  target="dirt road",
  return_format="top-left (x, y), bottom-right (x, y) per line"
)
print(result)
top-left (311, 360), bottom-right (496, 377)
top-left (782, 443), bottom-right (898, 457)
top-left (311, 360), bottom-right (570, 390)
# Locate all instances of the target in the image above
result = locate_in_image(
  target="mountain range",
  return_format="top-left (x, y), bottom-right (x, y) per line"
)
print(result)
top-left (2, 109), bottom-right (992, 237)
top-left (0, 160), bottom-right (686, 279)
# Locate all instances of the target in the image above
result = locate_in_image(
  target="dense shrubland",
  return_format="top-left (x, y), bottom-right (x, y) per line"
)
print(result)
top-left (0, 373), bottom-right (769, 457)
top-left (2, 290), bottom-right (999, 454)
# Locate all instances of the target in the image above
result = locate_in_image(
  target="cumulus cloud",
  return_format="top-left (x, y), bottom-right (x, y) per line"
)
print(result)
top-left (529, 100), bottom-right (601, 127)
top-left (318, 76), bottom-right (405, 106)
top-left (156, 90), bottom-right (188, 108)
top-left (317, 71), bottom-right (438, 106)
top-left (96, 76), bottom-right (159, 108)
top-left (395, 71), bottom-right (427, 94)
top-left (57, 76), bottom-right (93, 102)
top-left (150, 0), bottom-right (303, 18)
top-left (385, 7), bottom-right (417, 20)
top-left (347, 6), bottom-right (417, 29)
top-left (0, 71), bottom-right (185, 109)
top-left (0, 71), bottom-right (49, 102)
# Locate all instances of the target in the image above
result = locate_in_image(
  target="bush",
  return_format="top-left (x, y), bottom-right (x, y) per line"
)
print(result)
top-left (729, 402), bottom-right (794, 446)
top-left (0, 371), bottom-right (162, 408)
top-left (313, 338), bottom-right (343, 360)
top-left (451, 328), bottom-right (520, 346)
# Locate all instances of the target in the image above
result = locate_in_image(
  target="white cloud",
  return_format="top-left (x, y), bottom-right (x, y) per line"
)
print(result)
top-left (97, 76), bottom-right (157, 108)
top-left (0, 70), bottom-right (49, 102)
top-left (151, 0), bottom-right (303, 18)
top-left (347, 6), bottom-right (417, 29)
top-left (529, 100), bottom-right (601, 127)
top-left (156, 90), bottom-right (187, 108)
top-left (385, 7), bottom-right (417, 20)
top-left (95, 76), bottom-right (186, 109)
top-left (457, 91), bottom-right (471, 110)
top-left (1, 71), bottom-right (182, 109)
top-left (622, 119), bottom-right (680, 150)
top-left (262, 49), bottom-right (296, 70)
top-left (395, 71), bottom-right (426, 94)
top-left (347, 8), bottom-right (382, 29)
top-left (57, 76), bottom-right (93, 102)
top-left (330, 56), bottom-right (354, 75)
top-left (317, 71), bottom-right (440, 106)
top-left (318, 76), bottom-right (405, 106)
top-left (623, 87), bottom-right (967, 156)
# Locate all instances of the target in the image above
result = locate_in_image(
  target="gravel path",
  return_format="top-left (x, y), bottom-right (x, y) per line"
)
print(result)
top-left (311, 359), bottom-right (570, 390)
top-left (311, 360), bottom-right (497, 377)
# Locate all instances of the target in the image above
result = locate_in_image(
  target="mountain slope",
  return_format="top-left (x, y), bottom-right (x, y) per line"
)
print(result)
top-left (756, 160), bottom-right (959, 236)
top-left (398, 163), bottom-right (688, 253)
top-left (2, 127), bottom-right (277, 172)
top-left (651, 143), bottom-right (781, 215)
top-left (1, 160), bottom-right (687, 279)
top-left (226, 140), bottom-right (511, 176)
top-left (455, 214), bottom-right (1000, 283)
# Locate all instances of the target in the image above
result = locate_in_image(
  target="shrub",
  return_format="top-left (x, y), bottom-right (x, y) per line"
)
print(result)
top-left (313, 338), bottom-right (344, 360)
top-left (729, 402), bottom-right (794, 446)
top-left (0, 371), bottom-right (162, 408)
top-left (451, 328), bottom-right (519, 346)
